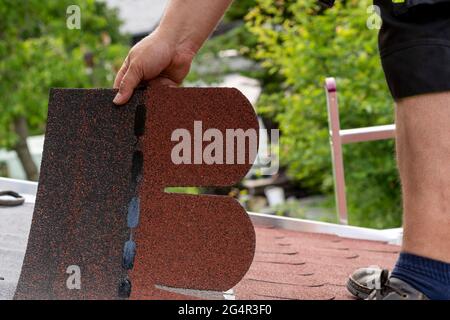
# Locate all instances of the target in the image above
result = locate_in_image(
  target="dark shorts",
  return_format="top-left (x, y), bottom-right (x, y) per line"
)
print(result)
top-left (374, 0), bottom-right (450, 99)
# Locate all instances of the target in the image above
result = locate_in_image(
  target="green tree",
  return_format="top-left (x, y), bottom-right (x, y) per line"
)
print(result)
top-left (0, 0), bottom-right (128, 180)
top-left (224, 0), bottom-right (257, 21)
top-left (246, 0), bottom-right (402, 228)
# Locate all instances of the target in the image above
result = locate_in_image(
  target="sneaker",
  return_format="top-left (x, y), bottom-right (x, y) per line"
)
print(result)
top-left (366, 277), bottom-right (429, 300)
top-left (347, 266), bottom-right (429, 300)
top-left (347, 266), bottom-right (390, 299)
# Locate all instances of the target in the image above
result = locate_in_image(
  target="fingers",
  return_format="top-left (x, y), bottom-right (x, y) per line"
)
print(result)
top-left (113, 57), bottom-right (129, 89)
top-left (112, 33), bottom-right (188, 105)
top-left (113, 63), bottom-right (141, 105)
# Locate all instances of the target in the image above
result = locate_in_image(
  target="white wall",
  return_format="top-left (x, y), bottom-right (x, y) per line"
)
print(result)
top-left (0, 135), bottom-right (43, 180)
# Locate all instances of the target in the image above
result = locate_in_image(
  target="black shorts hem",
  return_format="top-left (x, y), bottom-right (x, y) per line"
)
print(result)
top-left (381, 42), bottom-right (450, 100)
top-left (380, 39), bottom-right (450, 58)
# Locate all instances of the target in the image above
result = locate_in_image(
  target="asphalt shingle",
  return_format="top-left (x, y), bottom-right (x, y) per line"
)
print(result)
top-left (233, 225), bottom-right (399, 300)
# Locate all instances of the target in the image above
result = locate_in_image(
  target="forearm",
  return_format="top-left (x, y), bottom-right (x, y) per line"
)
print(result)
top-left (156, 0), bottom-right (233, 54)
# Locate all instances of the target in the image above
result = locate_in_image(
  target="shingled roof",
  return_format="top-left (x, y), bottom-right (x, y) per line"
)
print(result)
top-left (234, 225), bottom-right (399, 300)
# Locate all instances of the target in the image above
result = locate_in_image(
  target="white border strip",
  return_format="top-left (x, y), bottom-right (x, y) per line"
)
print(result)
top-left (249, 212), bottom-right (402, 245)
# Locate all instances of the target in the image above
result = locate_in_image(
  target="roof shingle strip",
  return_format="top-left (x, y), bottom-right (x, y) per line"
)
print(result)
top-left (14, 89), bottom-right (141, 299)
top-left (131, 85), bottom-right (259, 297)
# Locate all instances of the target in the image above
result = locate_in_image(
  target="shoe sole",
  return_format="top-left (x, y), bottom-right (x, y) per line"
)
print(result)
top-left (346, 277), bottom-right (372, 300)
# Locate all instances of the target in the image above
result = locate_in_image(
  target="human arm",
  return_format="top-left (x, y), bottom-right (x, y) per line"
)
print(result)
top-left (113, 0), bottom-right (233, 105)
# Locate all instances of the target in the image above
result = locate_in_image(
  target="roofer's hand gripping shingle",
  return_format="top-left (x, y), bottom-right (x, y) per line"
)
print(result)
top-left (113, 0), bottom-right (233, 105)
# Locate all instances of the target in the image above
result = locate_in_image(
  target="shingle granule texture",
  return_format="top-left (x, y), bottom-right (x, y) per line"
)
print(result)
top-left (131, 86), bottom-right (258, 298)
top-left (14, 89), bottom-right (143, 299)
top-left (233, 226), bottom-right (399, 300)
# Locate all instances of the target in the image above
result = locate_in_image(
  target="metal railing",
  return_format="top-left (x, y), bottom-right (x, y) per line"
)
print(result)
top-left (325, 77), bottom-right (396, 224)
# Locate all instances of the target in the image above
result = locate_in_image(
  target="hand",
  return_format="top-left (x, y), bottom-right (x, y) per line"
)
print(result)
top-left (113, 30), bottom-right (196, 105)
top-left (113, 0), bottom-right (233, 104)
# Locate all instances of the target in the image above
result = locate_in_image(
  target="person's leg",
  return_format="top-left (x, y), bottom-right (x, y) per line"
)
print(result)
top-left (387, 92), bottom-right (450, 300)
top-left (348, 93), bottom-right (450, 300)
top-left (396, 92), bottom-right (450, 262)
top-left (347, 1), bottom-right (450, 300)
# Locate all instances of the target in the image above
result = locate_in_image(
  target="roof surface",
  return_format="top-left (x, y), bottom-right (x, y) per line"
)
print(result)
top-left (233, 225), bottom-right (399, 300)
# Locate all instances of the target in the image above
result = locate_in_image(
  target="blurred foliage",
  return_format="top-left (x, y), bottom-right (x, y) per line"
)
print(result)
top-left (186, 1), bottom-right (260, 85)
top-left (224, 0), bottom-right (257, 21)
top-left (165, 187), bottom-right (201, 195)
top-left (0, 0), bottom-right (129, 148)
top-left (244, 0), bottom-right (401, 228)
top-left (185, 24), bottom-right (261, 85)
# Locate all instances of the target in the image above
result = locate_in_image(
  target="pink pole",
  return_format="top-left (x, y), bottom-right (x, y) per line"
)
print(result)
top-left (325, 78), bottom-right (349, 224)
